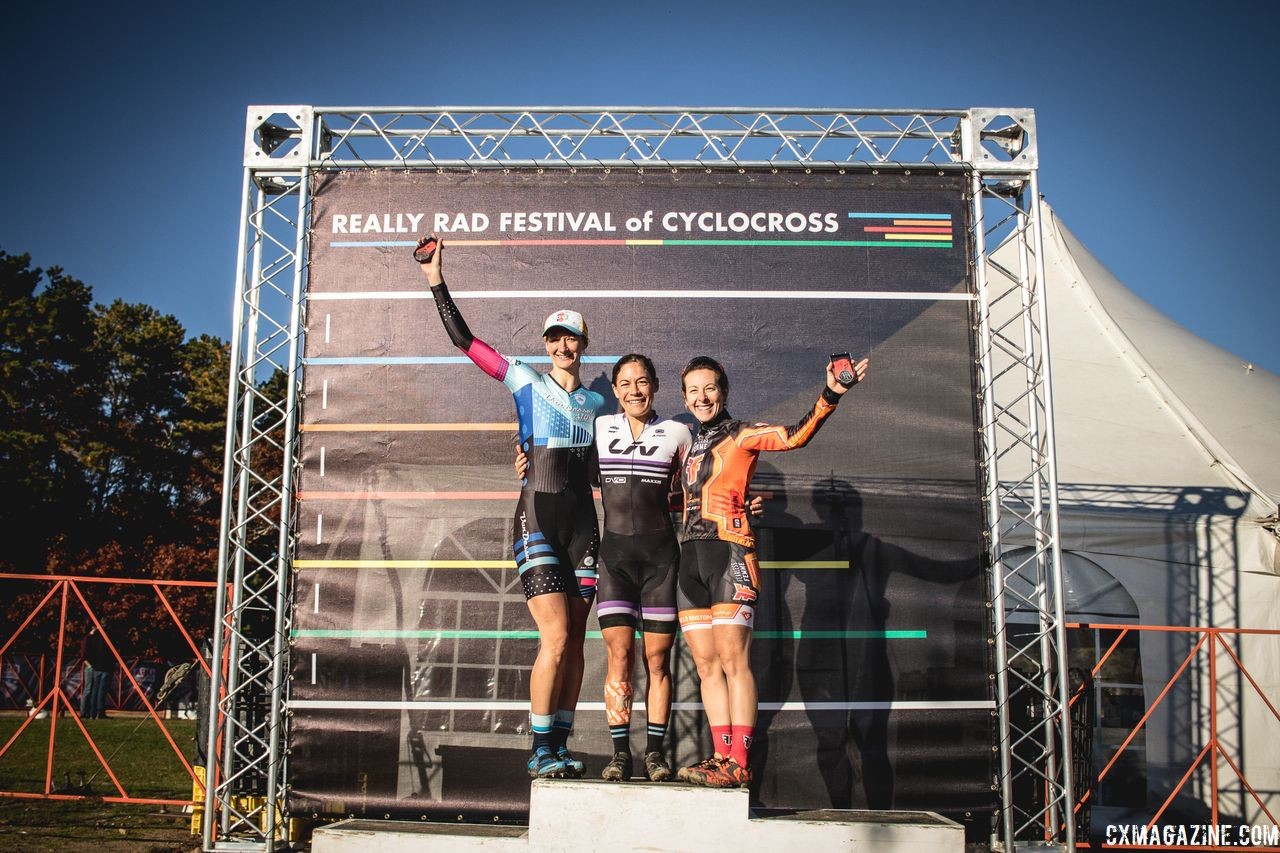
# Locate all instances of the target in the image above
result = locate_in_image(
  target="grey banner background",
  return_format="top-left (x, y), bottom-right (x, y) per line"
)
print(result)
top-left (288, 169), bottom-right (994, 828)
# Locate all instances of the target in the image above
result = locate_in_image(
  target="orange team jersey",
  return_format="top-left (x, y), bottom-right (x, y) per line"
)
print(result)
top-left (680, 387), bottom-right (842, 548)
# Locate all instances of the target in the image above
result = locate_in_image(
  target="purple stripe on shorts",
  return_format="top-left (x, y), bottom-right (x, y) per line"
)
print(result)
top-left (597, 600), bottom-right (639, 616)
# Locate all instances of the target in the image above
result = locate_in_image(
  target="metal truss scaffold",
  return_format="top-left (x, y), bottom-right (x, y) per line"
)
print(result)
top-left (206, 106), bottom-right (1067, 851)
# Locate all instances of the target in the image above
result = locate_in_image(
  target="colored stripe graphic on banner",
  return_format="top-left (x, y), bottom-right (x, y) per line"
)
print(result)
top-left (845, 212), bottom-right (953, 219)
top-left (291, 628), bottom-right (926, 640)
top-left (848, 212), bottom-right (954, 245)
top-left (331, 237), bottom-right (951, 250)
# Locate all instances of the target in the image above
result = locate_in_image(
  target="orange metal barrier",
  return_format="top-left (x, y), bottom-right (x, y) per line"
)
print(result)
top-left (0, 573), bottom-right (217, 807)
top-left (1068, 622), bottom-right (1280, 851)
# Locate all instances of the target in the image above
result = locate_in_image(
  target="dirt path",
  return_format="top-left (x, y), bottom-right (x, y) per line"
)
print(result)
top-left (0, 799), bottom-right (199, 853)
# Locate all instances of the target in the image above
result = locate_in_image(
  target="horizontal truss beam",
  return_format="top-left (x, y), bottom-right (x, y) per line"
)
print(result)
top-left (243, 106), bottom-right (1037, 173)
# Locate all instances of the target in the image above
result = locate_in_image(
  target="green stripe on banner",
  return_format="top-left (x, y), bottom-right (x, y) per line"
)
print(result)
top-left (291, 628), bottom-right (926, 640)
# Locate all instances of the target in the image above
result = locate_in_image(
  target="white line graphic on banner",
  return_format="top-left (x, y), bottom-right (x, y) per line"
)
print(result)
top-left (287, 699), bottom-right (995, 712)
top-left (308, 289), bottom-right (974, 302)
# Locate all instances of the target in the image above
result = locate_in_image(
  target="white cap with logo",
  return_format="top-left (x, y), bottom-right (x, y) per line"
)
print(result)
top-left (542, 309), bottom-right (588, 342)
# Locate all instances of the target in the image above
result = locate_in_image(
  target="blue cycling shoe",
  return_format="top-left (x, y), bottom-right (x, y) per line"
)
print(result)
top-left (556, 745), bottom-right (584, 778)
top-left (527, 746), bottom-right (567, 779)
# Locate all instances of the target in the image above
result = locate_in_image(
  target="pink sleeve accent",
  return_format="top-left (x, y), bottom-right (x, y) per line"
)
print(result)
top-left (465, 338), bottom-right (509, 381)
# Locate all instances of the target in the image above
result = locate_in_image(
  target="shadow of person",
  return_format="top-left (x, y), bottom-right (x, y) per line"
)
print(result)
top-left (751, 465), bottom-right (891, 809)
top-left (750, 461), bottom-right (983, 812)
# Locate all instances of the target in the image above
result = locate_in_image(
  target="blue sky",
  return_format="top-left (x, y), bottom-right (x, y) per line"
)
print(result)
top-left (3, 1), bottom-right (1275, 373)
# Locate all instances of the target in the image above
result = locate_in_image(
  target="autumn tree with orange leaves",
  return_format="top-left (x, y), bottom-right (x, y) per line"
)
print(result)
top-left (1, 250), bottom-right (231, 661)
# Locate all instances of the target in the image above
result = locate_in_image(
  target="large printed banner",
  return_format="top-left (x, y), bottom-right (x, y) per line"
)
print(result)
top-left (289, 169), bottom-right (993, 825)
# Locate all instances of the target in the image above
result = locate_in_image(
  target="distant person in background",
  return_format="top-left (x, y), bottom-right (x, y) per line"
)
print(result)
top-left (79, 626), bottom-right (114, 719)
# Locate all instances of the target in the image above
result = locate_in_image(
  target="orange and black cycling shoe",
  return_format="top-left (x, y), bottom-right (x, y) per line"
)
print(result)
top-left (701, 755), bottom-right (751, 788)
top-left (678, 753), bottom-right (726, 785)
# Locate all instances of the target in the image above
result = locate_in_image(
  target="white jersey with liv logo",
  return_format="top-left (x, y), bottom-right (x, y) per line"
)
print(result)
top-left (594, 412), bottom-right (692, 536)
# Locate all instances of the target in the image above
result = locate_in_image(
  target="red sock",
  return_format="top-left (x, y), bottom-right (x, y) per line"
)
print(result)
top-left (710, 724), bottom-right (733, 757)
top-left (730, 726), bottom-right (754, 767)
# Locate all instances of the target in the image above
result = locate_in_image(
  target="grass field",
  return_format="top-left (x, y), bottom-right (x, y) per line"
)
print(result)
top-left (0, 713), bottom-right (200, 800)
top-left (0, 712), bottom-right (201, 852)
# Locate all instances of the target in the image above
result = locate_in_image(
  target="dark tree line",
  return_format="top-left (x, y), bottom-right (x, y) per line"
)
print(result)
top-left (1, 249), bottom-right (236, 659)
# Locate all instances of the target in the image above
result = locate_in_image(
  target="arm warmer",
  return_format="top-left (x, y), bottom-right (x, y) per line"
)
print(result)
top-left (430, 281), bottom-right (509, 382)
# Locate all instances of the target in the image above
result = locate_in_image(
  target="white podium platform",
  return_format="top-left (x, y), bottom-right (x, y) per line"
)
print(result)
top-left (311, 778), bottom-right (964, 853)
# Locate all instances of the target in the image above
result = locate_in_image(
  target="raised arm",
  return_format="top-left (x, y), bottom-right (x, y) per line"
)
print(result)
top-left (417, 236), bottom-right (509, 381)
top-left (736, 358), bottom-right (868, 453)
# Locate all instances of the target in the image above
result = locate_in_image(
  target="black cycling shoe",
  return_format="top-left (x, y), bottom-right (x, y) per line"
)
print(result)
top-left (643, 750), bottom-right (672, 782)
top-left (601, 751), bottom-right (633, 782)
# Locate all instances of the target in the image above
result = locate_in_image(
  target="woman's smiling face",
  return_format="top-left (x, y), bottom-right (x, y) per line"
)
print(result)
top-left (613, 360), bottom-right (656, 420)
top-left (683, 368), bottom-right (726, 424)
top-left (543, 330), bottom-right (584, 370)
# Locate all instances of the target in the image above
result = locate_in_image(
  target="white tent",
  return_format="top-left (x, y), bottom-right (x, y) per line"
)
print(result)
top-left (997, 203), bottom-right (1280, 825)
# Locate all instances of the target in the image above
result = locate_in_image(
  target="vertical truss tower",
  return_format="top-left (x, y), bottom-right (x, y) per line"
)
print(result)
top-left (205, 105), bottom-right (1072, 851)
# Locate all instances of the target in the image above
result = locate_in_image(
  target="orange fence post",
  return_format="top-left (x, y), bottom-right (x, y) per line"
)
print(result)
top-left (44, 581), bottom-right (69, 795)
top-left (0, 572), bottom-right (218, 808)
top-left (1209, 628), bottom-right (1219, 827)
top-left (1066, 623), bottom-right (1280, 851)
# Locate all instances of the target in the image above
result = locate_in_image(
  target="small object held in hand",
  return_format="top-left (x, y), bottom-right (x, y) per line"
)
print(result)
top-left (413, 237), bottom-right (438, 263)
top-left (831, 352), bottom-right (856, 386)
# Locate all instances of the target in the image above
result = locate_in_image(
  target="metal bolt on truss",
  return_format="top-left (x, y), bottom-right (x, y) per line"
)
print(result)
top-left (205, 105), bottom-right (1066, 851)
